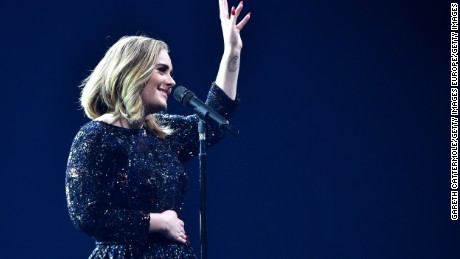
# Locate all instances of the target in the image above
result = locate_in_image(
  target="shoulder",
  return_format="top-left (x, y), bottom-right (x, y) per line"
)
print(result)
top-left (73, 121), bottom-right (107, 144)
top-left (155, 112), bottom-right (197, 129)
top-left (76, 113), bottom-right (121, 139)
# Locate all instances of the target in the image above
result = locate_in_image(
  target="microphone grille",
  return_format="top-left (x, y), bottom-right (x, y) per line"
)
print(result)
top-left (173, 86), bottom-right (194, 106)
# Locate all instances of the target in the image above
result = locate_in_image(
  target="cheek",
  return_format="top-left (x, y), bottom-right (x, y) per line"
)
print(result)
top-left (142, 86), bottom-right (160, 101)
top-left (149, 73), bottom-right (163, 85)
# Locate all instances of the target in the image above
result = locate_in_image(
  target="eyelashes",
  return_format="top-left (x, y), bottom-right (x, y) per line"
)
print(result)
top-left (157, 65), bottom-right (167, 73)
top-left (156, 64), bottom-right (173, 77)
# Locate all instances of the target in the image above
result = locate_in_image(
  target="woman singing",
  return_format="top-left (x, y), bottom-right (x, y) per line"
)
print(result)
top-left (65, 0), bottom-right (250, 258)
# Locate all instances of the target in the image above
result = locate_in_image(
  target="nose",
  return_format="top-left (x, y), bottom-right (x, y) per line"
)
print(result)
top-left (165, 74), bottom-right (176, 88)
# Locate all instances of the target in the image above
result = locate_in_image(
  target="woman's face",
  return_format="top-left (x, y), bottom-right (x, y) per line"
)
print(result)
top-left (141, 49), bottom-right (176, 114)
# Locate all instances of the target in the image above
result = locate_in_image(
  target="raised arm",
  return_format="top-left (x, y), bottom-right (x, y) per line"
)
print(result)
top-left (215, 0), bottom-right (250, 100)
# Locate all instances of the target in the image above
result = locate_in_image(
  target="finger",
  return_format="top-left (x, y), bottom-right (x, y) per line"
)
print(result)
top-left (230, 1), bottom-right (243, 25)
top-left (229, 6), bottom-right (237, 26)
top-left (236, 13), bottom-right (251, 30)
top-left (178, 234), bottom-right (187, 244)
top-left (224, 0), bottom-right (229, 19)
top-left (219, 0), bottom-right (229, 20)
top-left (234, 1), bottom-right (243, 17)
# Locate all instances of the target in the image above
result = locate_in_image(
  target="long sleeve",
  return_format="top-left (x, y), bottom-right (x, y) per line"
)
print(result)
top-left (159, 82), bottom-right (239, 163)
top-left (65, 125), bottom-right (151, 243)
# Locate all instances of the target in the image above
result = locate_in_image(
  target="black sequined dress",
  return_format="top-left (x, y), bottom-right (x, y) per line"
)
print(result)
top-left (66, 84), bottom-right (238, 258)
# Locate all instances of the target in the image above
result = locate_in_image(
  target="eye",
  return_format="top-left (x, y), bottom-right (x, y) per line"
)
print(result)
top-left (157, 65), bottom-right (167, 74)
top-left (156, 65), bottom-right (173, 78)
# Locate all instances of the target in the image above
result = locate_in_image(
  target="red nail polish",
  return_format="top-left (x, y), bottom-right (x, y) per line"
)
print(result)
top-left (231, 6), bottom-right (236, 15)
top-left (240, 1), bottom-right (243, 5)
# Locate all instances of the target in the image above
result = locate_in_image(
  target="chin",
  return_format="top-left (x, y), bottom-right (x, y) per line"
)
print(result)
top-left (159, 102), bottom-right (168, 111)
top-left (145, 103), bottom-right (167, 114)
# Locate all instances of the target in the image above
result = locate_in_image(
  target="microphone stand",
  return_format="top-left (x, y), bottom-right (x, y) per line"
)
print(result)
top-left (193, 106), bottom-right (238, 259)
top-left (198, 120), bottom-right (207, 259)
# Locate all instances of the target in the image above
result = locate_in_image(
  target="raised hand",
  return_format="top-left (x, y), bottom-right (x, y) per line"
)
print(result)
top-left (219, 0), bottom-right (251, 50)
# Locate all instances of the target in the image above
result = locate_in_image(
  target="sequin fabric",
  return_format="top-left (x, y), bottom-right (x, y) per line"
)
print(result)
top-left (66, 84), bottom-right (238, 258)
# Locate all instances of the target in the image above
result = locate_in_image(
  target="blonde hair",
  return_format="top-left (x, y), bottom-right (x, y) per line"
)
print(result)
top-left (80, 35), bottom-right (172, 137)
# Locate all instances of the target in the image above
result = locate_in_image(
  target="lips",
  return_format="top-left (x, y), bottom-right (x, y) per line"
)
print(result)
top-left (158, 87), bottom-right (169, 99)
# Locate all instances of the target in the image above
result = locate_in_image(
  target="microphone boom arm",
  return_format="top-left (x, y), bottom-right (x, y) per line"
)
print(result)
top-left (193, 106), bottom-right (239, 136)
top-left (174, 85), bottom-right (239, 136)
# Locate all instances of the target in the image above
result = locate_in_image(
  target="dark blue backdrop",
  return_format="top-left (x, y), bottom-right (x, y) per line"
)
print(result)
top-left (1, 0), bottom-right (457, 258)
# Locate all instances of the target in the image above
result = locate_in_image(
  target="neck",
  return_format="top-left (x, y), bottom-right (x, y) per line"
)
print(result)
top-left (116, 117), bottom-right (143, 129)
top-left (96, 113), bottom-right (144, 129)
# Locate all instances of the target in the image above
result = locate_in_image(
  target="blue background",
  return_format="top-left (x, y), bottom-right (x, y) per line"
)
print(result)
top-left (1, 0), bottom-right (457, 258)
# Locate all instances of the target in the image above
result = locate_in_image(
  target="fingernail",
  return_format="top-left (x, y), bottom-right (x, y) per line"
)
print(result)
top-left (248, 12), bottom-right (251, 16)
top-left (240, 1), bottom-right (243, 5)
top-left (231, 6), bottom-right (236, 15)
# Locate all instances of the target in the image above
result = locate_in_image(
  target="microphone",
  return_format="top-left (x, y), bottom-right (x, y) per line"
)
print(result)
top-left (173, 86), bottom-right (239, 136)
